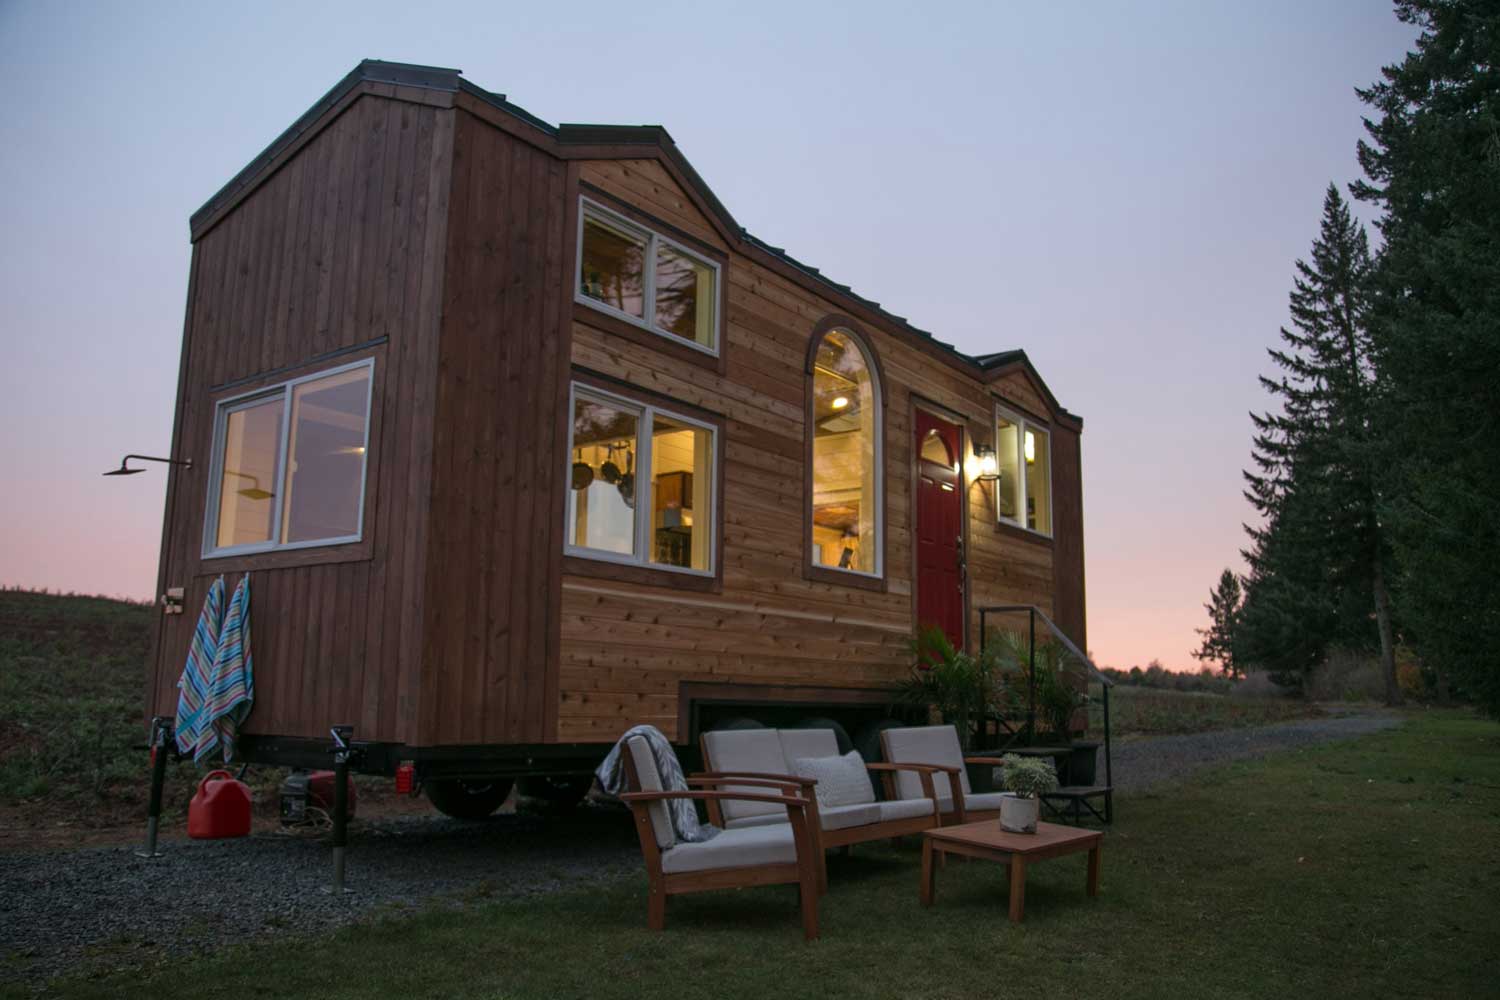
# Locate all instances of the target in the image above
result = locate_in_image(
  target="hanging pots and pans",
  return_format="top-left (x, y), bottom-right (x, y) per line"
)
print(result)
top-left (571, 462), bottom-right (594, 490)
top-left (600, 460), bottom-right (622, 485)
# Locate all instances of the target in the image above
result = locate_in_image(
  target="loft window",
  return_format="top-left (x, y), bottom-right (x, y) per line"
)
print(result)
top-left (565, 383), bottom-right (717, 575)
top-left (994, 406), bottom-right (1051, 536)
top-left (809, 328), bottom-right (883, 577)
top-left (576, 198), bottom-right (719, 354)
top-left (204, 359), bottom-right (374, 557)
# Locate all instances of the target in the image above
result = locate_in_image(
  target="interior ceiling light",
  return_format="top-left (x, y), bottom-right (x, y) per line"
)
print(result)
top-left (831, 396), bottom-right (849, 410)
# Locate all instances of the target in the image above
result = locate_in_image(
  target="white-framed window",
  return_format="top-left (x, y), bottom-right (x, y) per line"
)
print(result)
top-left (575, 197), bottom-right (720, 355)
top-left (203, 359), bottom-right (374, 558)
top-left (809, 328), bottom-right (884, 577)
top-left (565, 382), bottom-right (717, 575)
top-left (994, 404), bottom-right (1051, 536)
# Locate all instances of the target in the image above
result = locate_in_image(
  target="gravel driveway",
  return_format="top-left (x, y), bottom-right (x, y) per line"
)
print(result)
top-left (1, 711), bottom-right (1401, 987)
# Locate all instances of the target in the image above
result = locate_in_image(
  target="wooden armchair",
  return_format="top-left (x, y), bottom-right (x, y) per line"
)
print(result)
top-left (880, 725), bottom-right (1012, 824)
top-left (619, 735), bottom-right (823, 941)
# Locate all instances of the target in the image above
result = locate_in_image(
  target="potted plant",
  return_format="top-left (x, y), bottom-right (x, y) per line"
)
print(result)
top-left (997, 753), bottom-right (1058, 833)
top-left (992, 630), bottom-right (1097, 785)
top-left (897, 627), bottom-right (1009, 788)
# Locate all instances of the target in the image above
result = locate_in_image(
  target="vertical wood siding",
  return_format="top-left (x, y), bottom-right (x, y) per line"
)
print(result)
top-left (149, 93), bottom-right (452, 743)
top-left (415, 111), bottom-right (569, 746)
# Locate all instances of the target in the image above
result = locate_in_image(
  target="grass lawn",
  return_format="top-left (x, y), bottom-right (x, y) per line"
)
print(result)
top-left (16, 711), bottom-right (1498, 1000)
top-left (1099, 684), bottom-right (1324, 739)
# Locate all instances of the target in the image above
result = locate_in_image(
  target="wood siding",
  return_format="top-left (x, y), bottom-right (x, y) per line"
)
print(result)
top-left (154, 71), bottom-right (1085, 752)
top-left (149, 90), bottom-right (454, 744)
top-left (415, 110), bottom-right (569, 746)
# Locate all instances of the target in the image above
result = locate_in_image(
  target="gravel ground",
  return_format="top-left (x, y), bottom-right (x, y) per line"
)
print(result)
top-left (1106, 711), bottom-right (1402, 793)
top-left (1, 711), bottom-right (1402, 988)
top-left (0, 805), bottom-right (642, 988)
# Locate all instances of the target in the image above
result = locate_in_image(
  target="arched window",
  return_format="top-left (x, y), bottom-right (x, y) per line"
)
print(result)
top-left (807, 323), bottom-right (883, 579)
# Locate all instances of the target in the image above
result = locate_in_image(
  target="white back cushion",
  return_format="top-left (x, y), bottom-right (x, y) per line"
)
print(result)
top-left (626, 735), bottom-right (674, 850)
top-left (778, 728), bottom-right (839, 768)
top-left (701, 728), bottom-right (788, 821)
top-left (792, 751), bottom-right (875, 808)
top-left (882, 725), bottom-right (971, 800)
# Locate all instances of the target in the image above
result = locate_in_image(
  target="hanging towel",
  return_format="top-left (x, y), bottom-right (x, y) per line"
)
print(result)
top-left (596, 724), bottom-right (718, 843)
top-left (174, 576), bottom-right (225, 756)
top-left (196, 573), bottom-right (254, 763)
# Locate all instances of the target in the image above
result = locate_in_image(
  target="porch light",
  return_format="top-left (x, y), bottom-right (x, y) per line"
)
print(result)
top-left (972, 443), bottom-right (1000, 482)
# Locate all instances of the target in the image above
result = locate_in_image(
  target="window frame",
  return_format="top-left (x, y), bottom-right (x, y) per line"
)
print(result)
top-left (575, 196), bottom-right (722, 357)
top-left (993, 402), bottom-right (1053, 539)
top-left (804, 321), bottom-right (886, 586)
top-left (201, 358), bottom-right (375, 560)
top-left (563, 380), bottom-right (719, 578)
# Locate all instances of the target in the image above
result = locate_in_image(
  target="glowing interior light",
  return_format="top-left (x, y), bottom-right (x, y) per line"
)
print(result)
top-left (831, 396), bottom-right (849, 410)
top-left (1024, 431), bottom-right (1036, 463)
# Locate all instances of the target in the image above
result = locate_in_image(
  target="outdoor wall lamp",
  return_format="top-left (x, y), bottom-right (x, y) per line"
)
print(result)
top-left (971, 443), bottom-right (1000, 483)
top-left (102, 454), bottom-right (193, 477)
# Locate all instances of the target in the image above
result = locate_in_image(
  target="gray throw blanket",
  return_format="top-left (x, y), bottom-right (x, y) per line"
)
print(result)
top-left (596, 725), bottom-right (719, 844)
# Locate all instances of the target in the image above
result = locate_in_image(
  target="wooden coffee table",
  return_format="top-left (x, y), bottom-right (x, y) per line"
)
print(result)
top-left (920, 820), bottom-right (1102, 922)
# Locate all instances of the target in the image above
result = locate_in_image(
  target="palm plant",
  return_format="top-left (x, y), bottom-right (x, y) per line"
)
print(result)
top-left (988, 629), bottom-right (1086, 742)
top-left (897, 626), bottom-right (1010, 749)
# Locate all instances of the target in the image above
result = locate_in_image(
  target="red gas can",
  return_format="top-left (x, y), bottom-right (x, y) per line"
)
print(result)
top-left (187, 770), bottom-right (253, 839)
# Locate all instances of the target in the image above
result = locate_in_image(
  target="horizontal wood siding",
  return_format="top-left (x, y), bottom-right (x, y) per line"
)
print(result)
top-left (149, 92), bottom-right (452, 744)
top-left (416, 110), bottom-right (568, 746)
top-left (558, 164), bottom-right (1080, 742)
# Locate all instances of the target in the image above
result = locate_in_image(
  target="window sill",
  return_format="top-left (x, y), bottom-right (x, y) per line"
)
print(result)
top-left (563, 554), bottom-right (722, 593)
top-left (198, 537), bottom-right (373, 573)
top-left (573, 302), bottom-right (725, 375)
top-left (803, 563), bottom-right (888, 593)
top-left (993, 520), bottom-right (1055, 547)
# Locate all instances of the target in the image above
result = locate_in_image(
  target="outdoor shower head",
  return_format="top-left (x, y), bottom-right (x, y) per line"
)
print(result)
top-left (101, 454), bottom-right (193, 478)
top-left (102, 464), bottom-right (146, 476)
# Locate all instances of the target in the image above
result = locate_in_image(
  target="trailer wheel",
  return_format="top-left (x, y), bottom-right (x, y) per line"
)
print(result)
top-left (424, 778), bottom-right (514, 819)
top-left (517, 775), bottom-right (593, 811)
top-left (707, 717), bottom-right (765, 732)
top-left (789, 716), bottom-right (853, 754)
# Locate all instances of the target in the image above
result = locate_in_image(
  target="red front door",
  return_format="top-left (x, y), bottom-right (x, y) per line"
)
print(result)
top-left (915, 410), bottom-right (965, 649)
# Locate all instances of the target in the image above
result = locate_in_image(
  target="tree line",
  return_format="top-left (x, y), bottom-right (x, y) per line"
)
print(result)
top-left (1195, 0), bottom-right (1500, 716)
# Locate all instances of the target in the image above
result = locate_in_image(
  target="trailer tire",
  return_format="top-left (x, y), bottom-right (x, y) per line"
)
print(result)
top-left (424, 778), bottom-right (514, 819)
top-left (707, 717), bottom-right (766, 732)
top-left (516, 775), bottom-right (593, 811)
top-left (789, 716), bottom-right (853, 754)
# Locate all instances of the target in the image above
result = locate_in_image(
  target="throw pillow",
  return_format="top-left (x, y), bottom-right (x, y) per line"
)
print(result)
top-left (792, 750), bottom-right (876, 809)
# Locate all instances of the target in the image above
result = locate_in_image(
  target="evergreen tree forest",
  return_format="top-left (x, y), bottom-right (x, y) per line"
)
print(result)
top-left (1206, 0), bottom-right (1500, 715)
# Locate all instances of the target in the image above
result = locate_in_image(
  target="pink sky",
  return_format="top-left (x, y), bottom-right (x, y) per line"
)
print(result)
top-left (0, 3), bottom-right (1417, 671)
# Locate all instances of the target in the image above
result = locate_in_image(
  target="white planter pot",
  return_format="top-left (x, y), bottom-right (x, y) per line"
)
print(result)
top-left (999, 793), bottom-right (1039, 834)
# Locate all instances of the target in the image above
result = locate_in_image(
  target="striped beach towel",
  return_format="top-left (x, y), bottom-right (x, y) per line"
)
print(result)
top-left (195, 574), bottom-right (255, 763)
top-left (174, 576), bottom-right (224, 756)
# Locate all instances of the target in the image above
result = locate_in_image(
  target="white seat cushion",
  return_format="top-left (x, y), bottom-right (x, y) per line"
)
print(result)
top-left (660, 822), bottom-right (798, 874)
top-left (701, 729), bottom-right (792, 823)
top-left (876, 798), bottom-right (938, 823)
top-left (791, 751), bottom-right (876, 808)
top-left (881, 726), bottom-right (970, 801)
top-left (937, 791), bottom-right (1007, 814)
top-left (725, 801), bottom-right (880, 832)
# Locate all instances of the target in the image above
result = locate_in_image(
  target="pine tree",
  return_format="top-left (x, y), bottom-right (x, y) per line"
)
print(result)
top-left (1193, 569), bottom-right (1244, 678)
top-left (1237, 185), bottom-right (1400, 701)
top-left (1353, 0), bottom-right (1500, 715)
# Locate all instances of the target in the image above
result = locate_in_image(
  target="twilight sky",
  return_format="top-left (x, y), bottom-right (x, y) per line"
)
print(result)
top-left (0, 1), bottom-right (1417, 671)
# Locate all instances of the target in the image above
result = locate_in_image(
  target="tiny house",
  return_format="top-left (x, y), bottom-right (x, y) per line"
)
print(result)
top-left (146, 61), bottom-right (1087, 815)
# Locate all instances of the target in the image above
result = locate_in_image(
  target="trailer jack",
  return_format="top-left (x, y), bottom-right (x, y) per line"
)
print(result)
top-left (323, 725), bottom-right (360, 895)
top-left (135, 717), bottom-right (176, 859)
